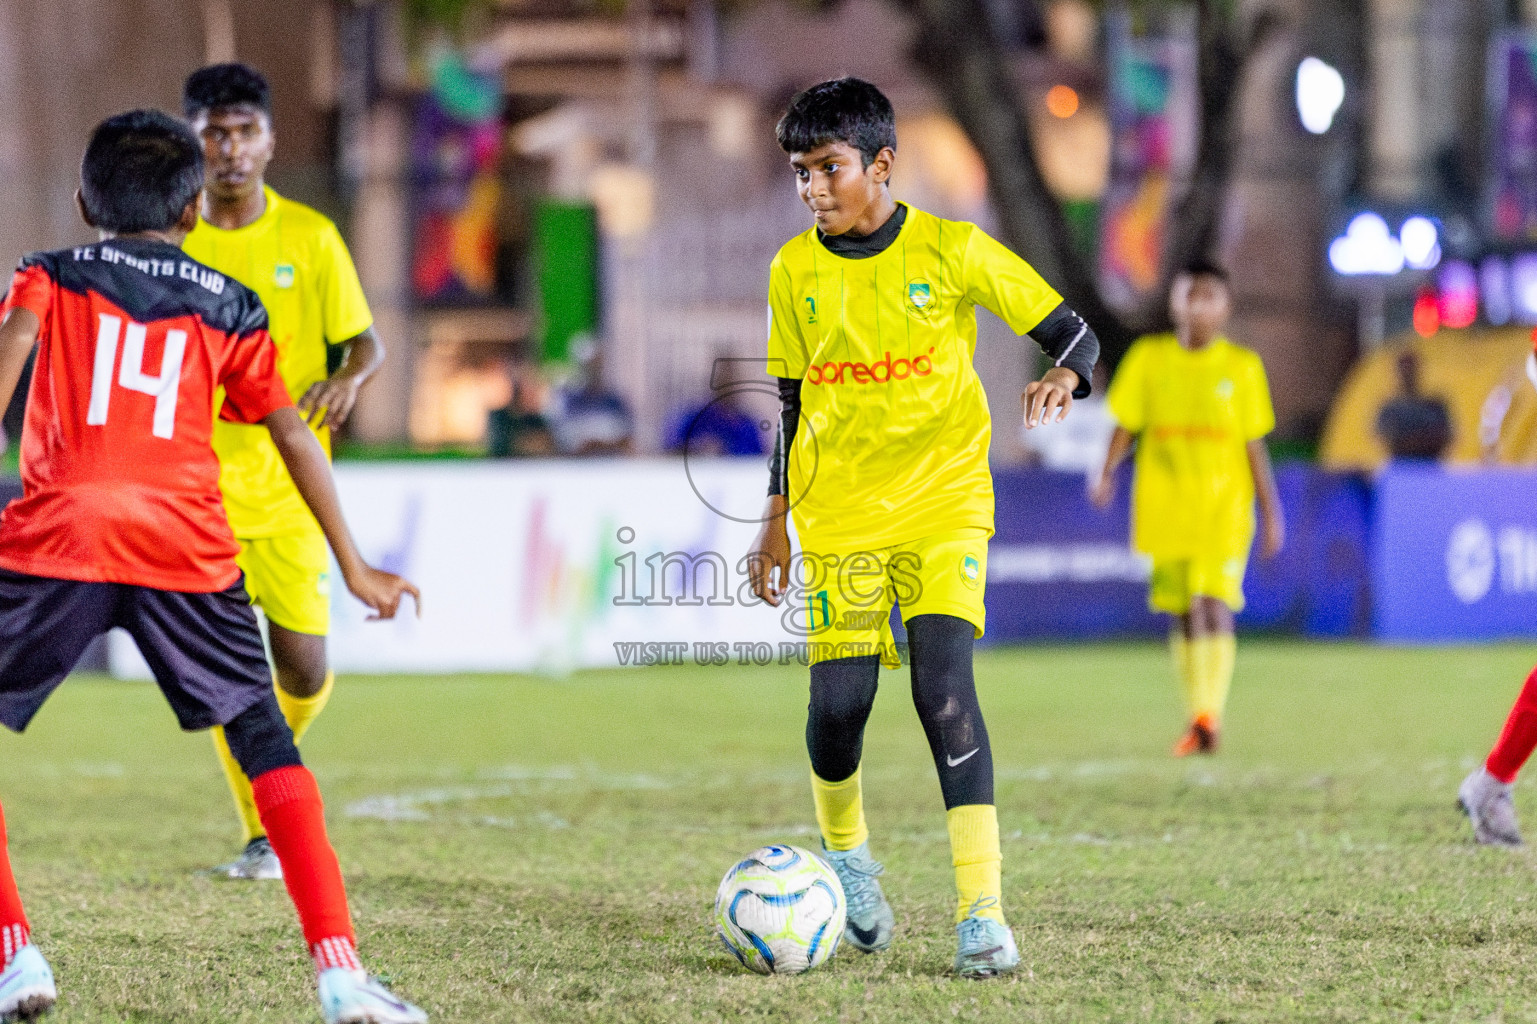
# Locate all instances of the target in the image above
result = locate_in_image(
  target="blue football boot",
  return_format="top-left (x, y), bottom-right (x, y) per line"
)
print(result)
top-left (821, 842), bottom-right (895, 952)
top-left (954, 897), bottom-right (1019, 979)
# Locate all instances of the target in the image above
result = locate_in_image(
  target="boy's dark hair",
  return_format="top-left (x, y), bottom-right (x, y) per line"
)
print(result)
top-left (182, 62), bottom-right (271, 119)
top-left (776, 77), bottom-right (897, 166)
top-left (80, 110), bottom-right (204, 234)
top-left (1180, 258), bottom-right (1230, 285)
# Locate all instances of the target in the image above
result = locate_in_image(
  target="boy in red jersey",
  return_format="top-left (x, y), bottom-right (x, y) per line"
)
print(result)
top-left (0, 111), bottom-right (425, 1023)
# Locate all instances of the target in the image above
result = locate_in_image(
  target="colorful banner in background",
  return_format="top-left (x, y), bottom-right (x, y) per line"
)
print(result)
top-left (85, 461), bottom-right (1372, 679)
top-left (1489, 33), bottom-right (1537, 243)
top-left (77, 456), bottom-right (1537, 675)
top-left (1099, 9), bottom-right (1197, 309)
top-left (410, 50), bottom-right (503, 304)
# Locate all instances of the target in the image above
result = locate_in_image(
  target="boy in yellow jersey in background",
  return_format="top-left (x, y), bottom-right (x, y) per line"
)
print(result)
top-left (181, 64), bottom-right (385, 879)
top-left (747, 79), bottom-right (1100, 978)
top-left (1090, 262), bottom-right (1284, 756)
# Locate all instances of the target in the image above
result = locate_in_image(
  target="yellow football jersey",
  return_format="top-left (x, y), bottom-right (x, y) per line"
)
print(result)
top-left (766, 204), bottom-right (1061, 552)
top-left (183, 187), bottom-right (373, 538)
top-left (1107, 334), bottom-right (1275, 560)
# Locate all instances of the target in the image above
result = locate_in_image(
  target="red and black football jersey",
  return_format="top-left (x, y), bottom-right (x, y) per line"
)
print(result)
top-left (0, 238), bottom-right (293, 591)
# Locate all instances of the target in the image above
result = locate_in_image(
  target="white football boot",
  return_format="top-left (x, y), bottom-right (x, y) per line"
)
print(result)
top-left (0, 945), bottom-right (56, 1021)
top-left (1459, 768), bottom-right (1524, 847)
top-left (318, 968), bottom-right (426, 1024)
top-left (213, 836), bottom-right (283, 880)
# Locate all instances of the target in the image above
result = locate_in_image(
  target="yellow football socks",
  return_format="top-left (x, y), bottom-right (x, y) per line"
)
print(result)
top-left (1169, 631), bottom-right (1196, 717)
top-left (1188, 634), bottom-right (1236, 724)
top-left (214, 673), bottom-right (335, 843)
top-left (947, 804), bottom-right (1005, 924)
top-left (277, 671), bottom-right (334, 746)
top-left (811, 767), bottom-right (869, 852)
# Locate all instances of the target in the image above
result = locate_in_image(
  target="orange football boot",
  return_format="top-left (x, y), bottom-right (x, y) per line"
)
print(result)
top-left (1172, 714), bottom-right (1219, 757)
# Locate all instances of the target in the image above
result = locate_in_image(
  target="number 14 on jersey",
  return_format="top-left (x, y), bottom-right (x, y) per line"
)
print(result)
top-left (87, 313), bottom-right (186, 439)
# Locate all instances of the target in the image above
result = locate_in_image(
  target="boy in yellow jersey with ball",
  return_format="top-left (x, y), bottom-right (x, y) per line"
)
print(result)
top-left (748, 79), bottom-right (1100, 978)
top-left (181, 64), bottom-right (386, 879)
top-left (1091, 262), bottom-right (1284, 756)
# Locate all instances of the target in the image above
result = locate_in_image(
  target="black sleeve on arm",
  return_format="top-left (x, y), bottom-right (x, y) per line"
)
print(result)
top-left (1027, 302), bottom-right (1100, 398)
top-left (767, 376), bottom-right (803, 497)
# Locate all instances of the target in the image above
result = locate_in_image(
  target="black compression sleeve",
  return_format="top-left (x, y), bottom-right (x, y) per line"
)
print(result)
top-left (908, 614), bottom-right (993, 808)
top-left (223, 694), bottom-right (302, 780)
top-left (1027, 302), bottom-right (1100, 398)
top-left (767, 376), bottom-right (803, 497)
top-left (806, 655), bottom-right (881, 782)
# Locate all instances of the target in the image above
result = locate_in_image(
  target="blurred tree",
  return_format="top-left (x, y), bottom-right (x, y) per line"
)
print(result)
top-left (705, 0), bottom-right (1283, 357)
top-left (402, 0), bottom-right (497, 48)
top-left (412, 0), bottom-right (1283, 362)
top-left (882, 0), bottom-right (1284, 360)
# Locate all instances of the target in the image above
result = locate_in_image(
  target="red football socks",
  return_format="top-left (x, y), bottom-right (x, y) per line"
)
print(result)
top-left (251, 765), bottom-right (359, 972)
top-left (1487, 665), bottom-right (1537, 784)
top-left (0, 802), bottom-right (30, 968)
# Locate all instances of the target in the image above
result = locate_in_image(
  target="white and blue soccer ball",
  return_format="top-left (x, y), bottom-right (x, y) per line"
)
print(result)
top-left (715, 844), bottom-right (846, 975)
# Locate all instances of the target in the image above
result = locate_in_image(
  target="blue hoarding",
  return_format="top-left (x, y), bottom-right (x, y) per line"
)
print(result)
top-left (984, 465), bottom-right (1371, 643)
top-left (1372, 464), bottom-right (1537, 641)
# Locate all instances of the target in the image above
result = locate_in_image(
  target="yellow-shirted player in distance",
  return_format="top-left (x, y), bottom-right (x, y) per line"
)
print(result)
top-left (747, 78), bottom-right (1101, 978)
top-left (181, 64), bottom-right (386, 879)
top-left (1090, 262), bottom-right (1284, 756)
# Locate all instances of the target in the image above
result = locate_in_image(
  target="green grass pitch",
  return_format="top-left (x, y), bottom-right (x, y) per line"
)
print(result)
top-left (8, 641), bottom-right (1537, 1022)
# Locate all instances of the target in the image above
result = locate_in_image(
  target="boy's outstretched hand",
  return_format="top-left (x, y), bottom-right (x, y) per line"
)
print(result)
top-left (1022, 367), bottom-right (1080, 429)
top-left (342, 564), bottom-right (421, 621)
top-left (748, 495), bottom-right (792, 607)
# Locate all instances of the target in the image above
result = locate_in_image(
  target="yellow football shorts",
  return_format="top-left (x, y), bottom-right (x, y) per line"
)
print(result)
top-left (798, 527), bottom-right (989, 668)
top-left (234, 529), bottom-right (332, 636)
top-left (1148, 552), bottom-right (1249, 615)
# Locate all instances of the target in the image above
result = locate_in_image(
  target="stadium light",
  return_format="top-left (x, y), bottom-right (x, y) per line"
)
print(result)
top-left (1045, 85), bottom-right (1079, 119)
top-left (1400, 216), bottom-right (1441, 270)
top-left (1514, 253), bottom-right (1537, 322)
top-left (1296, 56), bottom-right (1345, 135)
top-left (1329, 213), bottom-right (1404, 276)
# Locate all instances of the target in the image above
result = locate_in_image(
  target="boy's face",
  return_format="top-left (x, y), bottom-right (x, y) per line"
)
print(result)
top-left (789, 141), bottom-right (893, 236)
top-left (1170, 272), bottom-right (1231, 345)
top-left (190, 104), bottom-right (274, 204)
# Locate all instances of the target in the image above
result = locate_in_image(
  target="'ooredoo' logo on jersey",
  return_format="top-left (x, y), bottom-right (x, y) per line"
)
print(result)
top-left (807, 348), bottom-right (936, 386)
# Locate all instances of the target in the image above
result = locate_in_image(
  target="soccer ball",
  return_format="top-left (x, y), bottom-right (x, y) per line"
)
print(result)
top-left (715, 844), bottom-right (845, 975)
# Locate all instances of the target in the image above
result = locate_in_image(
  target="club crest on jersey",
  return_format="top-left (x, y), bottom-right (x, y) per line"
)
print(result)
top-left (960, 554), bottom-right (981, 590)
top-left (907, 280), bottom-right (934, 317)
top-left (804, 295), bottom-right (818, 324)
top-left (274, 264), bottom-right (296, 289)
top-left (1216, 378), bottom-right (1234, 399)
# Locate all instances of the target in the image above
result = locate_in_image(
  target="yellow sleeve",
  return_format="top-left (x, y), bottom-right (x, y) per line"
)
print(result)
top-left (1106, 341), bottom-right (1149, 433)
top-left (961, 225), bottom-right (1063, 335)
top-left (316, 221), bottom-right (374, 344)
top-left (1239, 350), bottom-right (1276, 440)
top-left (765, 255), bottom-right (807, 379)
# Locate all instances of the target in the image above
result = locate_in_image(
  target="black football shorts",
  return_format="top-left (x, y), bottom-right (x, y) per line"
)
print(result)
top-left (0, 568), bottom-right (272, 732)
